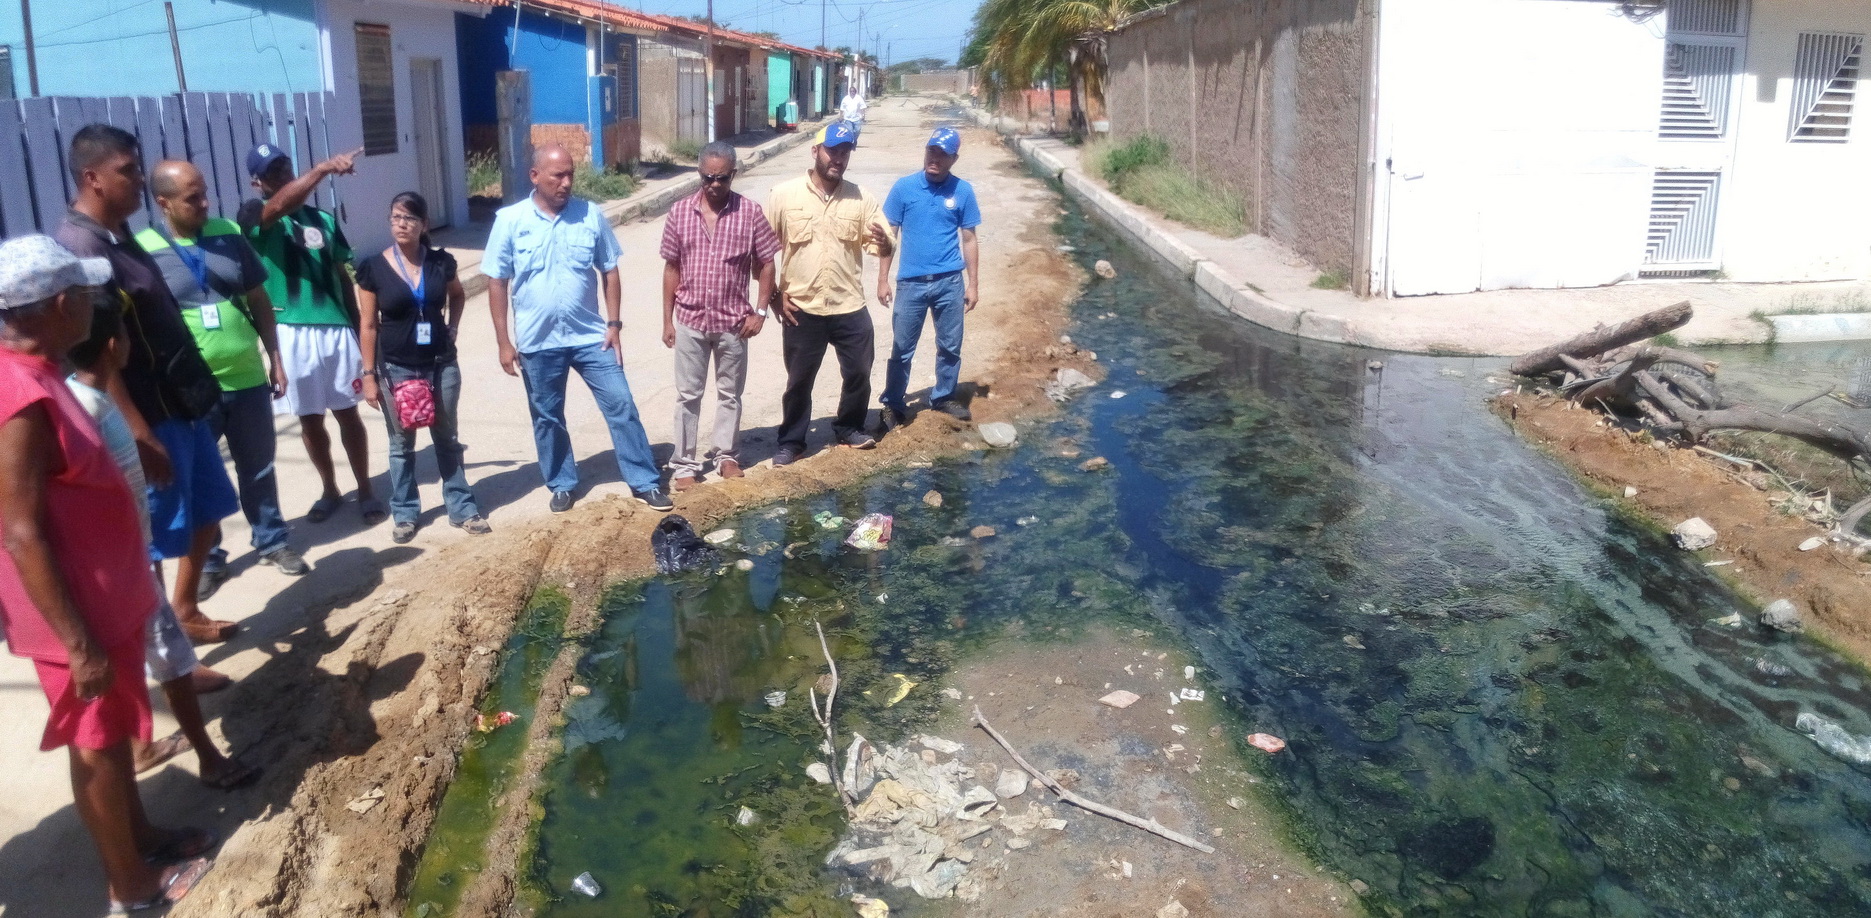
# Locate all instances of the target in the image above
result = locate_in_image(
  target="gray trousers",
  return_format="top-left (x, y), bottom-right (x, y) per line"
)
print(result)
top-left (670, 323), bottom-right (749, 477)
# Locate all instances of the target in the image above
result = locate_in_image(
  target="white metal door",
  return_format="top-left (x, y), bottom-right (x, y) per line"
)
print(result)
top-left (1646, 0), bottom-right (1747, 273)
top-left (410, 58), bottom-right (451, 227)
top-left (677, 57), bottom-right (705, 144)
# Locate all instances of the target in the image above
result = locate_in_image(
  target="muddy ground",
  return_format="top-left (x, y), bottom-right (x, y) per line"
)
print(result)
top-left (1496, 391), bottom-right (1871, 664)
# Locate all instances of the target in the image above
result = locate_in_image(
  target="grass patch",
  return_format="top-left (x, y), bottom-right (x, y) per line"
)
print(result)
top-left (574, 163), bottom-right (641, 201)
top-left (1311, 269), bottom-right (1349, 290)
top-left (669, 138), bottom-right (704, 163)
top-left (1767, 291), bottom-right (1871, 316)
top-left (1652, 332), bottom-right (1681, 347)
top-left (466, 150), bottom-right (500, 197)
top-left (1084, 134), bottom-right (1247, 238)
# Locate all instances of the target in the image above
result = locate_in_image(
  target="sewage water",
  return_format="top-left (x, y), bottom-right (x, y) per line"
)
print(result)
top-left (411, 211), bottom-right (1871, 917)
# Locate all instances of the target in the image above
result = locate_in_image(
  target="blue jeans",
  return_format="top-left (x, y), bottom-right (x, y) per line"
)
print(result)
top-left (204, 386), bottom-right (291, 568)
top-left (882, 272), bottom-right (966, 412)
top-left (383, 362), bottom-right (481, 525)
top-left (519, 342), bottom-right (661, 494)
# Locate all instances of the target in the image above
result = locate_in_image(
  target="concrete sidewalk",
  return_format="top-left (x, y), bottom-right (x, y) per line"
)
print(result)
top-left (975, 108), bottom-right (1871, 356)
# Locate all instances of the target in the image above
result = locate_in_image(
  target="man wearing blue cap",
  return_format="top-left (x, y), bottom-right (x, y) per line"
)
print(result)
top-left (877, 126), bottom-right (981, 429)
top-left (765, 120), bottom-right (895, 464)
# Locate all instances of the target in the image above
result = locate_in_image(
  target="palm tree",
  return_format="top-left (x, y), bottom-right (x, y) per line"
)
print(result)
top-left (966, 0), bottom-right (1164, 136)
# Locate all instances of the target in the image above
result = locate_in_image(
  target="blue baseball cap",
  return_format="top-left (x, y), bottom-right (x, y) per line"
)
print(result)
top-left (927, 127), bottom-right (961, 156)
top-left (245, 143), bottom-right (291, 178)
top-left (816, 120), bottom-right (860, 149)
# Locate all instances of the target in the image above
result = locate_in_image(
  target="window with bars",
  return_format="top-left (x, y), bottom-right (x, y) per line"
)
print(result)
top-left (1668, 0), bottom-right (1745, 37)
top-left (1789, 32), bottom-right (1862, 143)
top-left (1660, 42), bottom-right (1737, 139)
top-left (355, 23), bottom-right (398, 156)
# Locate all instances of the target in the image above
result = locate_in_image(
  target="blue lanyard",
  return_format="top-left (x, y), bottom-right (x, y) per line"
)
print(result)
top-left (392, 246), bottom-right (426, 306)
top-left (156, 226), bottom-right (212, 297)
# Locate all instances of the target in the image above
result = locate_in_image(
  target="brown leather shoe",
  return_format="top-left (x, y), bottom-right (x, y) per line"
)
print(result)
top-left (717, 457), bottom-right (743, 479)
top-left (181, 618), bottom-right (239, 646)
top-left (672, 475), bottom-right (700, 492)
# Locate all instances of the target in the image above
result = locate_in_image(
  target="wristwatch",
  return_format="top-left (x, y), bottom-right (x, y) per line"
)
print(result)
top-left (752, 308), bottom-right (770, 318)
top-left (606, 320), bottom-right (623, 329)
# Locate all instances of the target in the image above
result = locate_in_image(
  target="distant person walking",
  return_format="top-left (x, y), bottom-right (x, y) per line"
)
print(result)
top-left (54, 125), bottom-right (240, 645)
top-left (356, 192), bottom-right (490, 544)
top-left (878, 127), bottom-right (982, 429)
top-left (765, 121), bottom-right (896, 464)
top-left (0, 234), bottom-right (214, 912)
top-left (138, 160), bottom-right (309, 602)
top-left (659, 142), bottom-right (780, 491)
top-left (239, 143), bottom-right (383, 527)
top-left (485, 144), bottom-right (673, 513)
top-left (840, 87), bottom-right (869, 129)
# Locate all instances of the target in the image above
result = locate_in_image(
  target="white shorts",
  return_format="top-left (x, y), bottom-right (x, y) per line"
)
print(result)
top-left (276, 324), bottom-right (363, 417)
top-left (144, 597), bottom-right (198, 684)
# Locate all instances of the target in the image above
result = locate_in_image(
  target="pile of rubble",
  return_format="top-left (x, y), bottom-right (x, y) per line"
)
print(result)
top-left (821, 732), bottom-right (1070, 902)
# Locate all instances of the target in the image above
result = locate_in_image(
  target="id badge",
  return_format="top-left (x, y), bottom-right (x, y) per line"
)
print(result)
top-left (416, 321), bottom-right (433, 345)
top-left (201, 303), bottom-right (222, 330)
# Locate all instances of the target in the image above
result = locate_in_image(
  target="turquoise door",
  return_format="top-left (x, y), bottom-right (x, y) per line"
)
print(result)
top-left (767, 55), bottom-right (794, 126)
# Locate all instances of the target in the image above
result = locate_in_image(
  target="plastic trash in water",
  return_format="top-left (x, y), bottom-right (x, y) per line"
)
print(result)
top-left (703, 528), bottom-right (737, 545)
top-left (571, 871), bottom-right (602, 898)
top-left (475, 711), bottom-right (518, 733)
top-left (863, 673), bottom-right (918, 706)
top-left (1247, 733), bottom-right (1287, 754)
top-left (764, 690), bottom-right (787, 708)
top-left (813, 510), bottom-right (847, 530)
top-left (652, 515), bottom-right (719, 574)
top-left (845, 513), bottom-right (893, 551)
top-left (1797, 712), bottom-right (1871, 765)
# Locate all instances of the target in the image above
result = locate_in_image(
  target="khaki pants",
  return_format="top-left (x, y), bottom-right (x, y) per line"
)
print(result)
top-left (670, 324), bottom-right (749, 477)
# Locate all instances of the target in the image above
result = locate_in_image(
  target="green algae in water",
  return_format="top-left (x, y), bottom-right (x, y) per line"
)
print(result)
top-left (405, 590), bottom-right (571, 918)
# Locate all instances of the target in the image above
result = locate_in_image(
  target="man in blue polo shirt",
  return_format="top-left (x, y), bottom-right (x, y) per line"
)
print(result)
top-left (878, 127), bottom-right (981, 430)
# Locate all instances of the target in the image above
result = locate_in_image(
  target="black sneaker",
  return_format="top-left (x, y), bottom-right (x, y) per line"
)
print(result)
top-left (195, 566), bottom-right (229, 603)
top-left (549, 491), bottom-right (576, 513)
top-left (933, 400), bottom-right (972, 422)
top-left (840, 431), bottom-right (878, 450)
top-left (391, 521), bottom-right (418, 544)
top-left (772, 445), bottom-right (803, 467)
top-left (259, 546), bottom-right (310, 576)
top-left (633, 487), bottom-right (675, 511)
top-left (877, 407), bottom-right (908, 434)
top-left (454, 515), bottom-right (492, 535)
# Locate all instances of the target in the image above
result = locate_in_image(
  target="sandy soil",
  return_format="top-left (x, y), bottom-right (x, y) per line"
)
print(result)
top-left (922, 628), bottom-right (1357, 918)
top-left (1495, 391), bottom-right (1871, 663)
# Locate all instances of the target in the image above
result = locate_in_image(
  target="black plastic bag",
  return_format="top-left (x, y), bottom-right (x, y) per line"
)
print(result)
top-left (652, 514), bottom-right (719, 574)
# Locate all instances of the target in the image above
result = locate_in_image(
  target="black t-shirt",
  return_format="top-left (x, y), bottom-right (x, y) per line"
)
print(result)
top-left (54, 210), bottom-right (217, 425)
top-left (355, 248), bottom-right (458, 369)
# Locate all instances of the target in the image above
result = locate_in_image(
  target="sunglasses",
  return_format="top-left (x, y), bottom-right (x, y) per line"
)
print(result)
top-left (700, 171), bottom-right (735, 184)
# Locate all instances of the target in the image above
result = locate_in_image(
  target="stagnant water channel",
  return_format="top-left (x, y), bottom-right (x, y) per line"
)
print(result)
top-left (408, 208), bottom-right (1871, 917)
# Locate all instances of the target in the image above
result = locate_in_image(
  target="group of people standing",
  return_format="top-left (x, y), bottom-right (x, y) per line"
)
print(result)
top-left (0, 106), bottom-right (980, 911)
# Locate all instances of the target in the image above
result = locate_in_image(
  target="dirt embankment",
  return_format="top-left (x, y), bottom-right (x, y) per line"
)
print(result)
top-left (1496, 391), bottom-right (1871, 662)
top-left (176, 128), bottom-right (1095, 918)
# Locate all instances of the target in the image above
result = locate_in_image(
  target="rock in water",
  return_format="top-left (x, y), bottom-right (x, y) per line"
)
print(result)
top-left (1760, 599), bottom-right (1804, 633)
top-left (970, 525), bottom-right (997, 540)
top-left (996, 769), bottom-right (1028, 799)
top-left (651, 515), bottom-right (718, 574)
top-left (1672, 517), bottom-right (1718, 551)
top-left (806, 762), bottom-right (833, 784)
top-left (923, 489), bottom-right (943, 508)
top-left (1079, 456), bottom-right (1111, 472)
top-left (979, 422), bottom-right (1018, 448)
top-left (1045, 367), bottom-right (1097, 402)
top-left (1094, 259), bottom-right (1117, 279)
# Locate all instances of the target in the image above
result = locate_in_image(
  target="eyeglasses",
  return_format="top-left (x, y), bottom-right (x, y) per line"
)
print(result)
top-left (700, 171), bottom-right (735, 185)
top-left (390, 213), bottom-right (423, 226)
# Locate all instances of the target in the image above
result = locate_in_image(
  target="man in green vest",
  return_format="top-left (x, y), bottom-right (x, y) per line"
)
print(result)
top-left (237, 143), bottom-right (381, 526)
top-left (138, 161), bottom-right (309, 608)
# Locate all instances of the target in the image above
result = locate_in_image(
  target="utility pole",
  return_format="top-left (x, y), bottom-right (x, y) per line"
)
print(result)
top-left (19, 0), bottom-right (39, 97)
top-left (164, 2), bottom-right (187, 92)
top-left (820, 0), bottom-right (826, 50)
top-left (704, 0), bottom-right (716, 141)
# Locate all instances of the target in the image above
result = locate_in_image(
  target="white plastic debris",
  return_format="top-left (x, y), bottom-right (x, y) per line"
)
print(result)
top-left (1178, 688), bottom-right (1205, 701)
top-left (1183, 665), bottom-right (1195, 680)
top-left (1099, 690), bottom-right (1140, 709)
top-left (1800, 536), bottom-right (1827, 551)
top-left (1171, 725), bottom-right (1188, 735)
top-left (1624, 486), bottom-right (1638, 498)
top-left (764, 691), bottom-right (787, 708)
top-left (571, 871), bottom-right (602, 897)
top-left (735, 558), bottom-right (755, 571)
top-left (806, 762), bottom-right (833, 784)
top-left (736, 806), bottom-right (759, 826)
top-left (1797, 712), bottom-right (1871, 765)
top-left (916, 735), bottom-right (963, 754)
top-left (703, 528), bottom-right (737, 545)
top-left (1109, 390), bottom-right (1126, 399)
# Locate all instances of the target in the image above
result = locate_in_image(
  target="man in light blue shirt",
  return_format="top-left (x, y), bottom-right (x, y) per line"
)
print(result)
top-left (485, 144), bottom-right (672, 513)
top-left (878, 127), bottom-right (982, 429)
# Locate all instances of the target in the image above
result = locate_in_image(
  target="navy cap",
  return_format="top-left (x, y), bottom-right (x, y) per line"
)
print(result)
top-left (817, 120), bottom-right (860, 149)
top-left (927, 127), bottom-right (960, 156)
top-left (245, 143), bottom-right (291, 178)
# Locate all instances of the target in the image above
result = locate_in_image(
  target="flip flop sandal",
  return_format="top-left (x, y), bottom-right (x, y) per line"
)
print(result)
top-left (307, 496), bottom-right (342, 523)
top-left (200, 758), bottom-right (262, 792)
top-left (110, 855), bottom-right (212, 913)
top-left (133, 731), bottom-right (191, 774)
top-left (358, 498), bottom-right (388, 526)
top-left (142, 826), bottom-right (218, 865)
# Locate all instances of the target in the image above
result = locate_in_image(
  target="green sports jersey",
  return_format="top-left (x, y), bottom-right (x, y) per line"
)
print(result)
top-left (136, 218), bottom-right (270, 392)
top-left (238, 200), bottom-right (354, 327)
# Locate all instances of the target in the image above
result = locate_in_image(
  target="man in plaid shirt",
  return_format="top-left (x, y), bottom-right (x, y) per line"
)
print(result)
top-left (660, 142), bottom-right (781, 490)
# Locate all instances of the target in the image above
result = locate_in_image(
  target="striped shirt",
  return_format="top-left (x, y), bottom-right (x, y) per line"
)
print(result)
top-left (658, 190), bottom-right (782, 333)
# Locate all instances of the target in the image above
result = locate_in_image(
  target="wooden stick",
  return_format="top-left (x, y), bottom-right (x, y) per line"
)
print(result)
top-left (1511, 301), bottom-right (1692, 376)
top-left (809, 620), bottom-right (856, 811)
top-left (971, 706), bottom-right (1216, 854)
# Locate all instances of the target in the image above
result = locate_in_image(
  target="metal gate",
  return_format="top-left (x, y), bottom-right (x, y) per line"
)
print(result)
top-left (677, 57), bottom-right (706, 145)
top-left (1645, 0), bottom-right (1747, 273)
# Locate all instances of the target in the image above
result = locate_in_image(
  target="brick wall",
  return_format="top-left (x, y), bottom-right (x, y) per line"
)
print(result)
top-left (1105, 0), bottom-right (1370, 281)
top-left (531, 123), bottom-right (592, 163)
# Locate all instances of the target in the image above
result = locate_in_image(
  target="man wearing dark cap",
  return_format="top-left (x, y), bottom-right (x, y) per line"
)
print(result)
top-left (878, 126), bottom-right (981, 429)
top-left (237, 142), bottom-right (383, 528)
top-left (764, 120), bottom-right (895, 465)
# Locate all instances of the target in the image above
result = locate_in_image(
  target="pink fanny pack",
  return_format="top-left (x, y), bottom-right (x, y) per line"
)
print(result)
top-left (392, 377), bottom-right (435, 429)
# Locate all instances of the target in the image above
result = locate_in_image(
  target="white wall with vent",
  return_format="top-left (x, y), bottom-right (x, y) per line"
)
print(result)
top-left (1722, 0), bottom-right (1871, 282)
top-left (1370, 0), bottom-right (1665, 296)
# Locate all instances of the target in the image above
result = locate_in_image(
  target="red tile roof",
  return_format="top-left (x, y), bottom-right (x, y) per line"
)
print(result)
top-left (500, 0), bottom-right (841, 57)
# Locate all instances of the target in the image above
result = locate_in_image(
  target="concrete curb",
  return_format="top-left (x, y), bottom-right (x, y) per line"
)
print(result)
top-left (459, 125), bottom-right (821, 299)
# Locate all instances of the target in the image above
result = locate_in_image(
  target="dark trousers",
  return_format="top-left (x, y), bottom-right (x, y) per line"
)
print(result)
top-left (780, 307), bottom-right (874, 450)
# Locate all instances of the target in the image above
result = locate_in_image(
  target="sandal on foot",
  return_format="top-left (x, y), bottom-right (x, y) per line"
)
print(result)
top-left (306, 495), bottom-right (342, 523)
top-left (358, 498), bottom-right (388, 526)
top-left (181, 618), bottom-right (239, 646)
top-left (111, 856), bottom-right (213, 913)
top-left (142, 826), bottom-right (217, 864)
top-left (134, 732), bottom-right (190, 774)
top-left (200, 758), bottom-right (262, 792)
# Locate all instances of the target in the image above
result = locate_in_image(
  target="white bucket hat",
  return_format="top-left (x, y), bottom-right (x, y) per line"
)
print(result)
top-left (0, 234), bottom-right (111, 311)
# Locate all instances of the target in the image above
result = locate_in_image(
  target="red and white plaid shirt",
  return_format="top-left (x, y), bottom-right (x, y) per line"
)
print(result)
top-left (658, 190), bottom-right (782, 333)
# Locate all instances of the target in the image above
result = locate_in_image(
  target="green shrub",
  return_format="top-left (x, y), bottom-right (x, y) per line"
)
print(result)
top-left (574, 163), bottom-right (641, 201)
top-left (1311, 269), bottom-right (1349, 290)
top-left (1086, 134), bottom-right (1245, 237)
top-left (466, 151), bottom-right (500, 197)
top-left (670, 139), bottom-right (704, 163)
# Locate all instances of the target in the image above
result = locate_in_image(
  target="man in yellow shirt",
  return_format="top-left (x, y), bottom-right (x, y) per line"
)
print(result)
top-left (766, 121), bottom-right (895, 465)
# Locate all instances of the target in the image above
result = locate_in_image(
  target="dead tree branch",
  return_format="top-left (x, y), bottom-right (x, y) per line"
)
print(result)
top-left (808, 619), bottom-right (857, 813)
top-left (1510, 301), bottom-right (1692, 376)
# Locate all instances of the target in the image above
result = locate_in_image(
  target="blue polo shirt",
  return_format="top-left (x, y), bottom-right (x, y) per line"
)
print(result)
top-left (883, 172), bottom-right (980, 279)
top-left (483, 196), bottom-right (623, 353)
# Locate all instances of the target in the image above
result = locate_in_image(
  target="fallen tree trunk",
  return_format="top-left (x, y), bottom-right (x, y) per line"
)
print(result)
top-left (1574, 348), bottom-right (1659, 406)
top-left (1637, 371), bottom-right (1871, 459)
top-left (1510, 301), bottom-right (1693, 377)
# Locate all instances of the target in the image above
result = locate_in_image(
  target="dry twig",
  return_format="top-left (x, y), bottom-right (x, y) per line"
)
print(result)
top-left (808, 619), bottom-right (857, 812)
